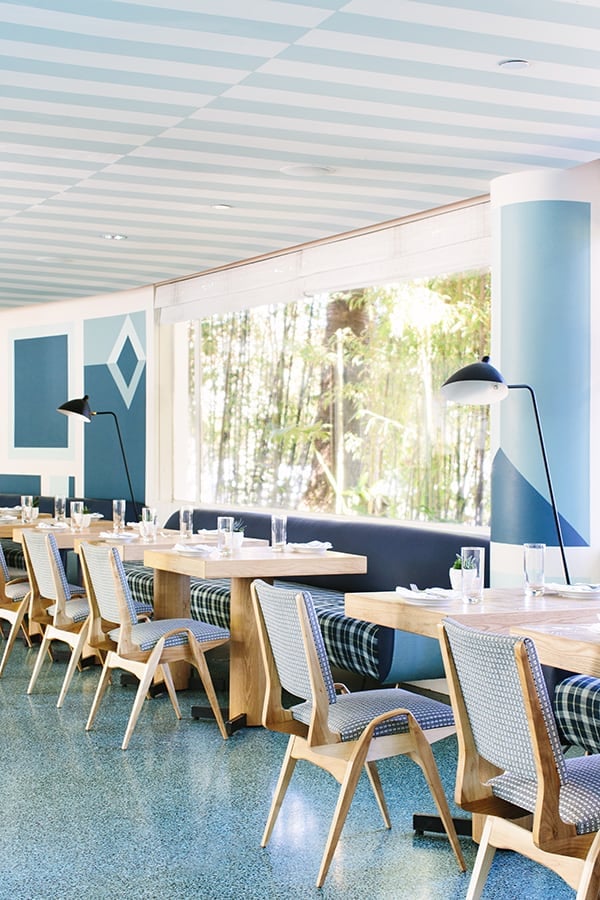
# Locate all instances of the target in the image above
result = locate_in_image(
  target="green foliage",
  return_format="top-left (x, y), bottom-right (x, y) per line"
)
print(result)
top-left (188, 269), bottom-right (491, 526)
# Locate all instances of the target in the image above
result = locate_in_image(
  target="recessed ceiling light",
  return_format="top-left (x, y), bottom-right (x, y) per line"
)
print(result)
top-left (280, 164), bottom-right (335, 177)
top-left (100, 232), bottom-right (127, 240)
top-left (211, 203), bottom-right (232, 210)
top-left (497, 58), bottom-right (530, 71)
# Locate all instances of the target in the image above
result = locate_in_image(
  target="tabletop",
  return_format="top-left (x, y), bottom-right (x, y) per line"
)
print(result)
top-left (344, 587), bottom-right (600, 640)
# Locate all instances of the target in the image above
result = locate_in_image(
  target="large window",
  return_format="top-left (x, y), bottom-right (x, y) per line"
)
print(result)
top-left (180, 269), bottom-right (491, 526)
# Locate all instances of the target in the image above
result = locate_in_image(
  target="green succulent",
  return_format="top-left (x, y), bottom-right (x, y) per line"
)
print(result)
top-left (452, 553), bottom-right (476, 570)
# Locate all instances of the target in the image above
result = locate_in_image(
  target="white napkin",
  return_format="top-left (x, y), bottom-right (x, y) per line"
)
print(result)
top-left (173, 543), bottom-right (216, 557)
top-left (37, 521), bottom-right (69, 530)
top-left (99, 530), bottom-right (136, 541)
top-left (395, 586), bottom-right (455, 600)
top-left (288, 541), bottom-right (332, 552)
top-left (546, 582), bottom-right (600, 593)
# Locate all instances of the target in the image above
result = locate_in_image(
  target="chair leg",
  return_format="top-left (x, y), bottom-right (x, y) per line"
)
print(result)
top-left (189, 641), bottom-right (228, 740)
top-left (262, 735), bottom-right (299, 847)
top-left (86, 657), bottom-right (114, 730)
top-left (0, 599), bottom-right (28, 676)
top-left (159, 663), bottom-right (182, 718)
top-left (121, 640), bottom-right (165, 750)
top-left (466, 815), bottom-right (496, 900)
top-left (56, 622), bottom-right (90, 708)
top-left (364, 760), bottom-right (391, 828)
top-left (316, 752), bottom-right (366, 887)
top-left (27, 631), bottom-right (53, 694)
top-left (409, 727), bottom-right (466, 872)
top-left (576, 828), bottom-right (600, 900)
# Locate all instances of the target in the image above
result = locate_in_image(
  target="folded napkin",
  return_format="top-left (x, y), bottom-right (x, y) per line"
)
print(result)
top-left (37, 521), bottom-right (69, 530)
top-left (288, 541), bottom-right (332, 552)
top-left (395, 586), bottom-right (455, 600)
top-left (173, 543), bottom-right (216, 557)
top-left (546, 582), bottom-right (600, 593)
top-left (99, 530), bottom-right (136, 541)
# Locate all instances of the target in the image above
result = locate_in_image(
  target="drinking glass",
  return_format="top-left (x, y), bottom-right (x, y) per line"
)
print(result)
top-left (179, 506), bottom-right (193, 539)
top-left (20, 495), bottom-right (33, 524)
top-left (217, 516), bottom-right (234, 556)
top-left (70, 500), bottom-right (84, 532)
top-left (140, 507), bottom-right (157, 543)
top-left (271, 514), bottom-right (287, 552)
top-left (112, 499), bottom-right (126, 533)
top-left (460, 546), bottom-right (484, 604)
top-left (54, 496), bottom-right (66, 522)
top-left (524, 543), bottom-right (545, 596)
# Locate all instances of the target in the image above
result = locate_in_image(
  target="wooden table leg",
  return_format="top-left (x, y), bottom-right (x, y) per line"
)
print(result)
top-left (153, 568), bottom-right (191, 690)
top-left (227, 577), bottom-right (265, 727)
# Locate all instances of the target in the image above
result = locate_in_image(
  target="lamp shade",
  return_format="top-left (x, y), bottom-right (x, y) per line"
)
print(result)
top-left (57, 395), bottom-right (93, 422)
top-left (441, 357), bottom-right (509, 405)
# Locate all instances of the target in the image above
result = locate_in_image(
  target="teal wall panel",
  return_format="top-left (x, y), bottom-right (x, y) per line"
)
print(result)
top-left (14, 335), bottom-right (68, 448)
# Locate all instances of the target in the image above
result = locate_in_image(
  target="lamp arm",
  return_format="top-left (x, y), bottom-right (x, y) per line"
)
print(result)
top-left (94, 411), bottom-right (140, 522)
top-left (507, 384), bottom-right (570, 585)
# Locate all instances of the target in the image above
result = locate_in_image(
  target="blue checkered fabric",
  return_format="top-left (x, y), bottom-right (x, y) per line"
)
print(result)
top-left (0, 540), bottom-right (26, 575)
top-left (0, 541), bottom-right (29, 602)
top-left (254, 580), bottom-right (454, 742)
top-left (23, 530), bottom-right (89, 625)
top-left (554, 675), bottom-right (600, 755)
top-left (444, 619), bottom-right (600, 835)
top-left (123, 565), bottom-right (379, 680)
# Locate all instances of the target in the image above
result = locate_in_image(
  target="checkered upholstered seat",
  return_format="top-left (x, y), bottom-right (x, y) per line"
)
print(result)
top-left (440, 618), bottom-right (600, 899)
top-left (0, 540), bottom-right (31, 676)
top-left (22, 529), bottom-right (96, 707)
top-left (80, 542), bottom-right (230, 749)
top-left (123, 562), bottom-right (382, 680)
top-left (554, 674), bottom-right (600, 755)
top-left (251, 579), bottom-right (465, 888)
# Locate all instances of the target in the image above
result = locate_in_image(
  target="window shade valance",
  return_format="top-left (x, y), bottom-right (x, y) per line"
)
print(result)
top-left (156, 197), bottom-right (490, 323)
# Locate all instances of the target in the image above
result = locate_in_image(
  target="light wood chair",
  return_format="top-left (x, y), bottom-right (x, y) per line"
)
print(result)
top-left (23, 530), bottom-right (92, 707)
top-left (250, 579), bottom-right (466, 888)
top-left (0, 542), bottom-right (31, 676)
top-left (79, 541), bottom-right (230, 749)
top-left (439, 617), bottom-right (600, 900)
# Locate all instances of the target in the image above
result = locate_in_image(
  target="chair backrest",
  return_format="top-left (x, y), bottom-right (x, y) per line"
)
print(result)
top-left (79, 542), bottom-right (139, 630)
top-left (23, 530), bottom-right (73, 625)
top-left (441, 618), bottom-right (567, 788)
top-left (0, 542), bottom-right (10, 584)
top-left (252, 579), bottom-right (337, 707)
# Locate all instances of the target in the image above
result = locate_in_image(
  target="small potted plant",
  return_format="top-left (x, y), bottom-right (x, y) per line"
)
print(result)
top-left (449, 553), bottom-right (476, 591)
top-left (231, 518), bottom-right (245, 551)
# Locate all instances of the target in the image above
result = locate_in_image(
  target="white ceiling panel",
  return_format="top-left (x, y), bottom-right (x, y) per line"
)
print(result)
top-left (0, 0), bottom-right (599, 307)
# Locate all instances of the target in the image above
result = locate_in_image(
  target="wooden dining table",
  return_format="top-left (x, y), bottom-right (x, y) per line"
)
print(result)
top-left (345, 585), bottom-right (600, 840)
top-left (344, 586), bottom-right (600, 646)
top-left (143, 545), bottom-right (367, 731)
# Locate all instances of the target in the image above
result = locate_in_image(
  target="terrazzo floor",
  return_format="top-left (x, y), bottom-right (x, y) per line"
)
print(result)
top-left (0, 636), bottom-right (576, 900)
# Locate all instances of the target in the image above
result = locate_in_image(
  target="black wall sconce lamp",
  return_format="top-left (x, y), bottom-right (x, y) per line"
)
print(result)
top-left (57, 395), bottom-right (140, 522)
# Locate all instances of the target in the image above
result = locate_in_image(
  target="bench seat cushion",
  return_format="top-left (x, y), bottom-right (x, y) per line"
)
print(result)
top-left (554, 674), bottom-right (600, 754)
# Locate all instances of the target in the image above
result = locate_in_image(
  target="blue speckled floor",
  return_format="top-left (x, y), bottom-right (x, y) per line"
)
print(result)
top-left (0, 637), bottom-right (576, 900)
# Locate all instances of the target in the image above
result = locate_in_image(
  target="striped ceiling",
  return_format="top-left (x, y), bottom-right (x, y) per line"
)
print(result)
top-left (2, 0), bottom-right (600, 308)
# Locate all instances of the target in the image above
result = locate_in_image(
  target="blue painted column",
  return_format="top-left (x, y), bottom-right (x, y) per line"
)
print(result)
top-left (490, 161), bottom-right (598, 584)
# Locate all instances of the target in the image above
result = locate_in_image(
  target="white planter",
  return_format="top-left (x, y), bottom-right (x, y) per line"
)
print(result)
top-left (231, 531), bottom-right (244, 551)
top-left (449, 568), bottom-right (462, 591)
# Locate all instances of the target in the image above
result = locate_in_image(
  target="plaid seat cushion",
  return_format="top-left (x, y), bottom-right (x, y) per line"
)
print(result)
top-left (291, 686), bottom-right (454, 741)
top-left (107, 616), bottom-right (229, 651)
top-left (555, 674), bottom-right (600, 754)
top-left (46, 596), bottom-right (89, 624)
top-left (123, 565), bottom-right (380, 681)
top-left (490, 755), bottom-right (600, 835)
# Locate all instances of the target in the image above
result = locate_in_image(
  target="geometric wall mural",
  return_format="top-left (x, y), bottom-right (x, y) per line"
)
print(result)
top-left (83, 313), bottom-right (146, 506)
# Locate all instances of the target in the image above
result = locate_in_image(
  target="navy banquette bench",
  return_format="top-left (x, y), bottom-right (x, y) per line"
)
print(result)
top-left (123, 508), bottom-right (489, 686)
